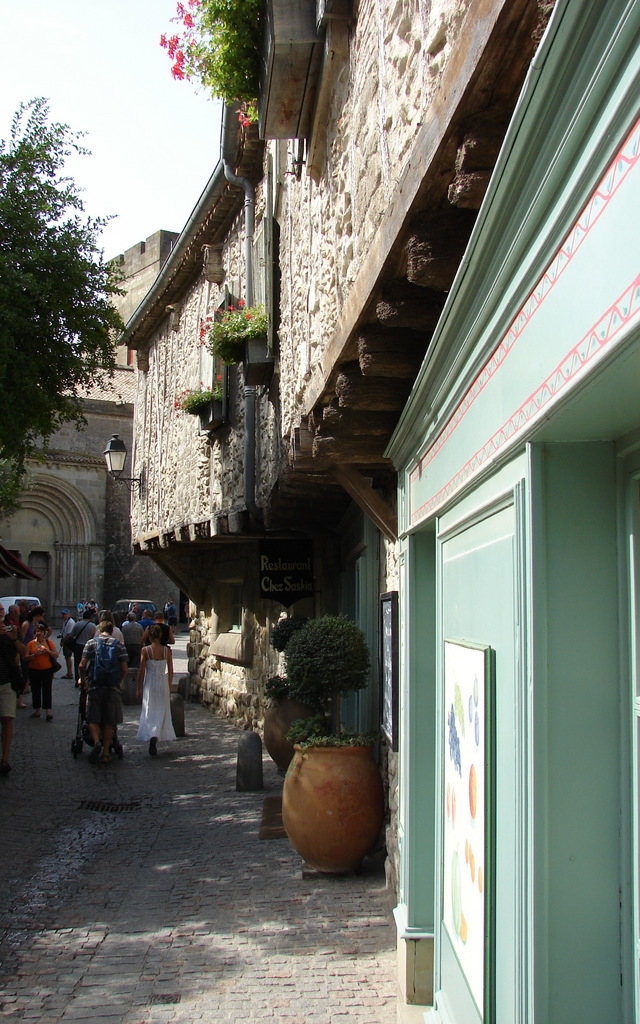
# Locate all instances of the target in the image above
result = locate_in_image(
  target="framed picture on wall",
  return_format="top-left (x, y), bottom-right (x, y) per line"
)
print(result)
top-left (442, 638), bottom-right (495, 1021)
top-left (380, 591), bottom-right (399, 751)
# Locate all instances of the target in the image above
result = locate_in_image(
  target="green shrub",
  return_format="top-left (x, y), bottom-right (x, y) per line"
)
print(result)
top-left (269, 616), bottom-right (308, 653)
top-left (285, 615), bottom-right (370, 714)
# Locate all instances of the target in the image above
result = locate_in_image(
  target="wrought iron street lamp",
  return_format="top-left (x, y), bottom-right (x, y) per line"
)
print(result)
top-left (103, 434), bottom-right (141, 492)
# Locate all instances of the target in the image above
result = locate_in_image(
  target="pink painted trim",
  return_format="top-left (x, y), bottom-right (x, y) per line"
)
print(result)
top-left (411, 275), bottom-right (640, 524)
top-left (410, 118), bottom-right (640, 493)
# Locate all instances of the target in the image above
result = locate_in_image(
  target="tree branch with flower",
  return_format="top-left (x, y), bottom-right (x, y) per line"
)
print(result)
top-left (160, 0), bottom-right (264, 114)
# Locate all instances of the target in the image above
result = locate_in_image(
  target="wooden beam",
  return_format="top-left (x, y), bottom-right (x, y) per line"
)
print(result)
top-left (313, 434), bottom-right (393, 466)
top-left (333, 464), bottom-right (398, 541)
top-left (447, 171), bottom-right (492, 208)
top-left (375, 280), bottom-right (445, 330)
top-left (357, 327), bottom-right (427, 378)
top-left (335, 364), bottom-right (412, 411)
top-left (317, 404), bottom-right (400, 437)
top-left (405, 209), bottom-right (477, 289)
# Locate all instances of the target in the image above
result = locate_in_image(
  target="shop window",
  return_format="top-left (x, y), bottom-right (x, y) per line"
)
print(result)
top-left (211, 569), bottom-right (253, 665)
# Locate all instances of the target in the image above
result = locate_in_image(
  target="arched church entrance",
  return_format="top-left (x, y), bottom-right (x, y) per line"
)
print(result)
top-left (0, 472), bottom-right (103, 617)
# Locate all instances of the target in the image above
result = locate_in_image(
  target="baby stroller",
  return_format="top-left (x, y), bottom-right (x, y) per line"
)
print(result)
top-left (71, 686), bottom-right (124, 760)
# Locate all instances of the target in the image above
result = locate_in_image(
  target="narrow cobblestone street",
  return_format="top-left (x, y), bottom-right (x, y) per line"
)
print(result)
top-left (0, 633), bottom-right (397, 1024)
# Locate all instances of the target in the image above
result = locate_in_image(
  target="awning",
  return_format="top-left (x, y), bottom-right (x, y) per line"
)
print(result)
top-left (0, 545), bottom-right (42, 580)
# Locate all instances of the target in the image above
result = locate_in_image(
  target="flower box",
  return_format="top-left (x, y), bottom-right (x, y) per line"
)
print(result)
top-left (244, 336), bottom-right (274, 387)
top-left (259, 0), bottom-right (322, 139)
top-left (198, 399), bottom-right (225, 432)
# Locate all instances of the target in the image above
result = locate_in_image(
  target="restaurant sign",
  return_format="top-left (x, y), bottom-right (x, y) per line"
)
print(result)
top-left (259, 540), bottom-right (314, 606)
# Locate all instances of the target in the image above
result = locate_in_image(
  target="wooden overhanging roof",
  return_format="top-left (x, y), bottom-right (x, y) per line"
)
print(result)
top-left (264, 0), bottom-right (554, 538)
top-left (127, 0), bottom-right (554, 545)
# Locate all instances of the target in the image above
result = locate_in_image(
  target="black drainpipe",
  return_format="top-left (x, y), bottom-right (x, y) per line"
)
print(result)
top-left (221, 103), bottom-right (262, 524)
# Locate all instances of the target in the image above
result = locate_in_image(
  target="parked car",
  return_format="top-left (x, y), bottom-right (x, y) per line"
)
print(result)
top-left (113, 599), bottom-right (157, 621)
top-left (0, 595), bottom-right (41, 612)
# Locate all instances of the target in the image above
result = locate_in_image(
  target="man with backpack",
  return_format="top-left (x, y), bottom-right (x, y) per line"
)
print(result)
top-left (78, 620), bottom-right (128, 765)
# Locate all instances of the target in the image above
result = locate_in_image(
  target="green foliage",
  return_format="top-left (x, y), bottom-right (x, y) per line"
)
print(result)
top-left (264, 674), bottom-right (291, 705)
top-left (0, 99), bottom-right (124, 515)
top-left (0, 459), bottom-right (26, 518)
top-left (162, 0), bottom-right (264, 105)
top-left (269, 616), bottom-right (309, 653)
top-left (179, 386), bottom-right (223, 414)
top-left (208, 305), bottom-right (269, 364)
top-left (286, 714), bottom-right (379, 749)
top-left (285, 616), bottom-right (371, 711)
top-left (286, 714), bottom-right (330, 745)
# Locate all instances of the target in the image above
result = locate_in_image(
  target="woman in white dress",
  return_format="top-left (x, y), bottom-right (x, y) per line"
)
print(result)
top-left (135, 625), bottom-right (175, 756)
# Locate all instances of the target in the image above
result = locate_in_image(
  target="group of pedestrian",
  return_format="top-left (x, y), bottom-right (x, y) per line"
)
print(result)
top-left (0, 598), bottom-right (179, 774)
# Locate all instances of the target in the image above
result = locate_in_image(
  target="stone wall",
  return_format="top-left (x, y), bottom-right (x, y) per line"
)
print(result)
top-left (276, 0), bottom-right (471, 436)
top-left (111, 230), bottom-right (179, 327)
top-left (131, 221), bottom-right (281, 542)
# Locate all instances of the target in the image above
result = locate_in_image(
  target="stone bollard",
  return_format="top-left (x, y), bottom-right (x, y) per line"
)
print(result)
top-left (121, 668), bottom-right (140, 706)
top-left (177, 675), bottom-right (190, 701)
top-left (236, 731), bottom-right (263, 791)
top-left (170, 693), bottom-right (185, 737)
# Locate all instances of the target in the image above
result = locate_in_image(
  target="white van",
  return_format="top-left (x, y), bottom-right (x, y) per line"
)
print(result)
top-left (0, 596), bottom-right (41, 611)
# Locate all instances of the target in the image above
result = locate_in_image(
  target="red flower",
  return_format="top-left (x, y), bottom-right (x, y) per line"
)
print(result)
top-left (183, 12), bottom-right (194, 27)
top-left (160, 33), bottom-right (168, 48)
top-left (237, 298), bottom-right (246, 308)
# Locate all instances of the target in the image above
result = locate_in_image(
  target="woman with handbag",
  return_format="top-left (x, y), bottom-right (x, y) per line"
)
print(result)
top-left (24, 623), bottom-right (59, 721)
top-left (0, 603), bottom-right (24, 774)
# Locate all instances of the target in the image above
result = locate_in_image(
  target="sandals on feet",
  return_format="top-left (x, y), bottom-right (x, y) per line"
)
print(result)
top-left (88, 743), bottom-right (102, 764)
top-left (46, 714), bottom-right (53, 722)
top-left (100, 754), bottom-right (111, 764)
top-left (30, 711), bottom-right (40, 718)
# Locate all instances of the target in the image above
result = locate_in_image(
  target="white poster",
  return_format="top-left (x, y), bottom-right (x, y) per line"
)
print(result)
top-left (443, 640), bottom-right (487, 1016)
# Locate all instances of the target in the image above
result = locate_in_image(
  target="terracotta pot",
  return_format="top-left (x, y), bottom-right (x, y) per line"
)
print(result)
top-left (263, 699), bottom-right (314, 773)
top-left (282, 744), bottom-right (384, 872)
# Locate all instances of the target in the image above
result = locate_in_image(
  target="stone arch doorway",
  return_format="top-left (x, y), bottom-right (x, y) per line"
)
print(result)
top-left (0, 471), bottom-right (104, 617)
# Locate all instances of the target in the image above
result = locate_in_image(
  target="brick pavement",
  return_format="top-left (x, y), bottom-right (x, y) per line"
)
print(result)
top-left (0, 633), bottom-right (397, 1023)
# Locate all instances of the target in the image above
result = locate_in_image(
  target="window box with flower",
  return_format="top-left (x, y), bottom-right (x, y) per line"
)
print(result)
top-left (207, 303), bottom-right (274, 387)
top-left (175, 381), bottom-right (226, 432)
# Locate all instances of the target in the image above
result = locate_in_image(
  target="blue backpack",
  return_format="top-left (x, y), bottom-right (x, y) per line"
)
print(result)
top-left (92, 636), bottom-right (121, 686)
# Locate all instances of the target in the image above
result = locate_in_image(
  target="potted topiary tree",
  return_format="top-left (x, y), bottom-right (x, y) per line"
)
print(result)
top-left (280, 615), bottom-right (384, 873)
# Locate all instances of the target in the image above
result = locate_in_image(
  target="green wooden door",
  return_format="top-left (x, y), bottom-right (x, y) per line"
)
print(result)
top-left (435, 489), bottom-right (524, 1023)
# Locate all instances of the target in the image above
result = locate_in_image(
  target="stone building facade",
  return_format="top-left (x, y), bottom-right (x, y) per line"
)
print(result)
top-left (123, 1), bottom-right (554, 1019)
top-left (0, 368), bottom-right (177, 618)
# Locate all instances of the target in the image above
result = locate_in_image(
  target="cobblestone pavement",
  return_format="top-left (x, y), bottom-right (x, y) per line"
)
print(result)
top-left (0, 633), bottom-right (397, 1024)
